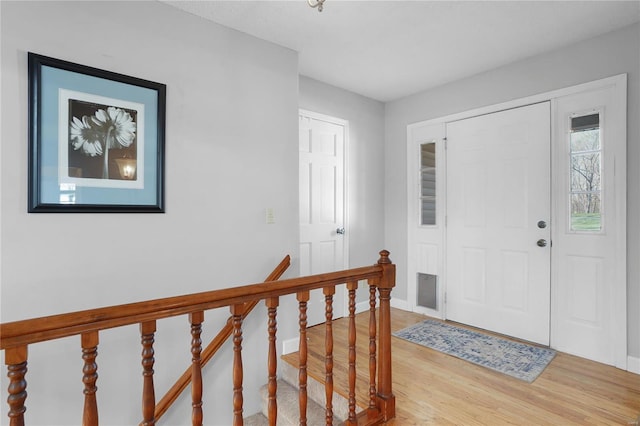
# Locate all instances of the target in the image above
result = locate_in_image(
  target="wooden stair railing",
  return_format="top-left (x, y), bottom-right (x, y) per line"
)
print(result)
top-left (0, 250), bottom-right (395, 426)
top-left (153, 254), bottom-right (291, 422)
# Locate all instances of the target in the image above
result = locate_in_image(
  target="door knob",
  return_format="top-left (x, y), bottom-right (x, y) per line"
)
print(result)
top-left (537, 239), bottom-right (547, 247)
top-left (336, 227), bottom-right (345, 235)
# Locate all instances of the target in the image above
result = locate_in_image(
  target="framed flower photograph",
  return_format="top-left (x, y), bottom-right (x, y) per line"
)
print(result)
top-left (28, 52), bottom-right (166, 212)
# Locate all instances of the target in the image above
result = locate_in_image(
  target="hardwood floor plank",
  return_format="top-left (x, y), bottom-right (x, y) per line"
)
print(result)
top-left (282, 308), bottom-right (640, 425)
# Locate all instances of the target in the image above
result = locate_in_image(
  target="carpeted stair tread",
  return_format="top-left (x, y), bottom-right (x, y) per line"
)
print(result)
top-left (280, 358), bottom-right (350, 421)
top-left (260, 379), bottom-right (340, 425)
top-left (243, 412), bottom-right (269, 426)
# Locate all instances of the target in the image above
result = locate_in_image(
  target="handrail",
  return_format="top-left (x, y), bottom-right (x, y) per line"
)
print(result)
top-left (2, 250), bottom-right (395, 425)
top-left (0, 264), bottom-right (381, 350)
top-left (153, 254), bottom-right (291, 422)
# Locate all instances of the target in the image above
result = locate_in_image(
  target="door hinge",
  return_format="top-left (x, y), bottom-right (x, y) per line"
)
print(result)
top-left (443, 137), bottom-right (448, 150)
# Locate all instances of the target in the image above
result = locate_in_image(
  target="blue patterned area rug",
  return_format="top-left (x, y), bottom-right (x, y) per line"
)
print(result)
top-left (393, 319), bottom-right (556, 383)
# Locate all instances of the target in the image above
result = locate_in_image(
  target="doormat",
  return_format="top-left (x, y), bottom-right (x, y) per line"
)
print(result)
top-left (393, 319), bottom-right (556, 382)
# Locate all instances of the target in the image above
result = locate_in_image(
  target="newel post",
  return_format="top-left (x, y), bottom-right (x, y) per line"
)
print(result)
top-left (376, 250), bottom-right (395, 421)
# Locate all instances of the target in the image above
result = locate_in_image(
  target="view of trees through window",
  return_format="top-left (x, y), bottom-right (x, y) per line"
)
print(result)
top-left (570, 113), bottom-right (601, 231)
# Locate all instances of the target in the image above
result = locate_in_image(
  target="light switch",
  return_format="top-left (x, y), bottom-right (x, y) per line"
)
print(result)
top-left (265, 208), bottom-right (275, 224)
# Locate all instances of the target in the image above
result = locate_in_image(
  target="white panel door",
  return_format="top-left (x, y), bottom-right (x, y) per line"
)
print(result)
top-left (446, 102), bottom-right (551, 345)
top-left (551, 85), bottom-right (626, 367)
top-left (407, 122), bottom-right (446, 318)
top-left (299, 111), bottom-right (346, 326)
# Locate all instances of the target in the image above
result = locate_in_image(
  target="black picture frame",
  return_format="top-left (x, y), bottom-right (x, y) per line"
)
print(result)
top-left (28, 52), bottom-right (166, 213)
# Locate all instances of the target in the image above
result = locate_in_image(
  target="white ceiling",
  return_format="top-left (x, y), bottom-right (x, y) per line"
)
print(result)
top-left (163, 0), bottom-right (640, 102)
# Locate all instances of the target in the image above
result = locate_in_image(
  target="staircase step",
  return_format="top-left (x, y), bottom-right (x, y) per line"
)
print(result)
top-left (244, 412), bottom-right (269, 426)
top-left (280, 357), bottom-right (351, 421)
top-left (260, 379), bottom-right (340, 426)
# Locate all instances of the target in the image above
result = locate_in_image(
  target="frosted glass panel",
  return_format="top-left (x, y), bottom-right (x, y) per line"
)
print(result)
top-left (420, 142), bottom-right (436, 225)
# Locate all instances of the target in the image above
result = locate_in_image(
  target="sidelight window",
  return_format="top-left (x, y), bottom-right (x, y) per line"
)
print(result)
top-left (420, 142), bottom-right (436, 225)
top-left (569, 113), bottom-right (602, 231)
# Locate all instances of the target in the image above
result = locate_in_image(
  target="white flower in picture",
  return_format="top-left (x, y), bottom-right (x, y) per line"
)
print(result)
top-left (69, 104), bottom-right (137, 179)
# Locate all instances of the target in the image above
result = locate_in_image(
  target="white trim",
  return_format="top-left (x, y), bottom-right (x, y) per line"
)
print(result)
top-left (0, 2), bottom-right (3, 315)
top-left (355, 299), bottom-right (369, 315)
top-left (390, 297), bottom-right (409, 311)
top-left (282, 337), bottom-right (299, 355)
top-left (407, 75), bottom-right (625, 129)
top-left (406, 74), bottom-right (627, 367)
top-left (611, 76), bottom-right (628, 369)
top-left (628, 356), bottom-right (640, 375)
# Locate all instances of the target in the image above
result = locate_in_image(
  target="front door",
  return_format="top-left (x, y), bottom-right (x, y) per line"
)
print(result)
top-left (299, 110), bottom-right (347, 326)
top-left (445, 102), bottom-right (551, 345)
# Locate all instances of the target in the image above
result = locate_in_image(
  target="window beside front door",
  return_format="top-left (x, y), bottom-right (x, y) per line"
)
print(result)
top-left (569, 112), bottom-right (602, 232)
top-left (420, 141), bottom-right (437, 226)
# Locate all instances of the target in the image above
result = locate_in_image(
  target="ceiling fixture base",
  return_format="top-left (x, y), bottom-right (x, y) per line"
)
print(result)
top-left (308, 0), bottom-right (325, 12)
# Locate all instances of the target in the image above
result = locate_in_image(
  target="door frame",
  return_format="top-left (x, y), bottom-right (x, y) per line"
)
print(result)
top-left (406, 74), bottom-right (627, 369)
top-left (299, 108), bottom-right (350, 317)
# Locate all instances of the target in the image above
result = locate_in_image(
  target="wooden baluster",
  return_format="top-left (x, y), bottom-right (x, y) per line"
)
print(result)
top-left (323, 285), bottom-right (335, 425)
top-left (152, 255), bottom-right (291, 423)
top-left (230, 305), bottom-right (245, 426)
top-left (297, 290), bottom-right (310, 426)
top-left (346, 281), bottom-right (358, 425)
top-left (368, 279), bottom-right (377, 410)
top-left (376, 250), bottom-right (396, 421)
top-left (5, 345), bottom-right (28, 426)
top-left (190, 312), bottom-right (204, 426)
top-left (81, 331), bottom-right (99, 426)
top-left (140, 321), bottom-right (157, 426)
top-left (266, 297), bottom-right (279, 426)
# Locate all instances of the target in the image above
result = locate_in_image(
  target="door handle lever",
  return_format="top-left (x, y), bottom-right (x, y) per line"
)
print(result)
top-left (336, 227), bottom-right (345, 235)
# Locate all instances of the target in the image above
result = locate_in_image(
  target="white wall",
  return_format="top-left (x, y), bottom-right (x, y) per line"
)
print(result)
top-left (1, 1), bottom-right (299, 424)
top-left (299, 76), bottom-right (386, 269)
top-left (385, 23), bottom-right (640, 358)
top-left (2, 3), bottom-right (638, 423)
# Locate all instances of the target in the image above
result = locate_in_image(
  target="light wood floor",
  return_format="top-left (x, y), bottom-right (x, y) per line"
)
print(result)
top-left (282, 308), bottom-right (640, 425)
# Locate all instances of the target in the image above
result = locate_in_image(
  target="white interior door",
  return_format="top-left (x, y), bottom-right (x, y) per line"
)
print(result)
top-left (299, 110), bottom-right (347, 326)
top-left (446, 102), bottom-right (551, 345)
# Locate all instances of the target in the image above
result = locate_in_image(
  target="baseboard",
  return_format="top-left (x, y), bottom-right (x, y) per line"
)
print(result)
top-left (390, 297), bottom-right (409, 311)
top-left (628, 355), bottom-right (640, 375)
top-left (282, 337), bottom-right (299, 355)
top-left (358, 298), bottom-right (411, 313)
top-left (355, 300), bottom-right (369, 314)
